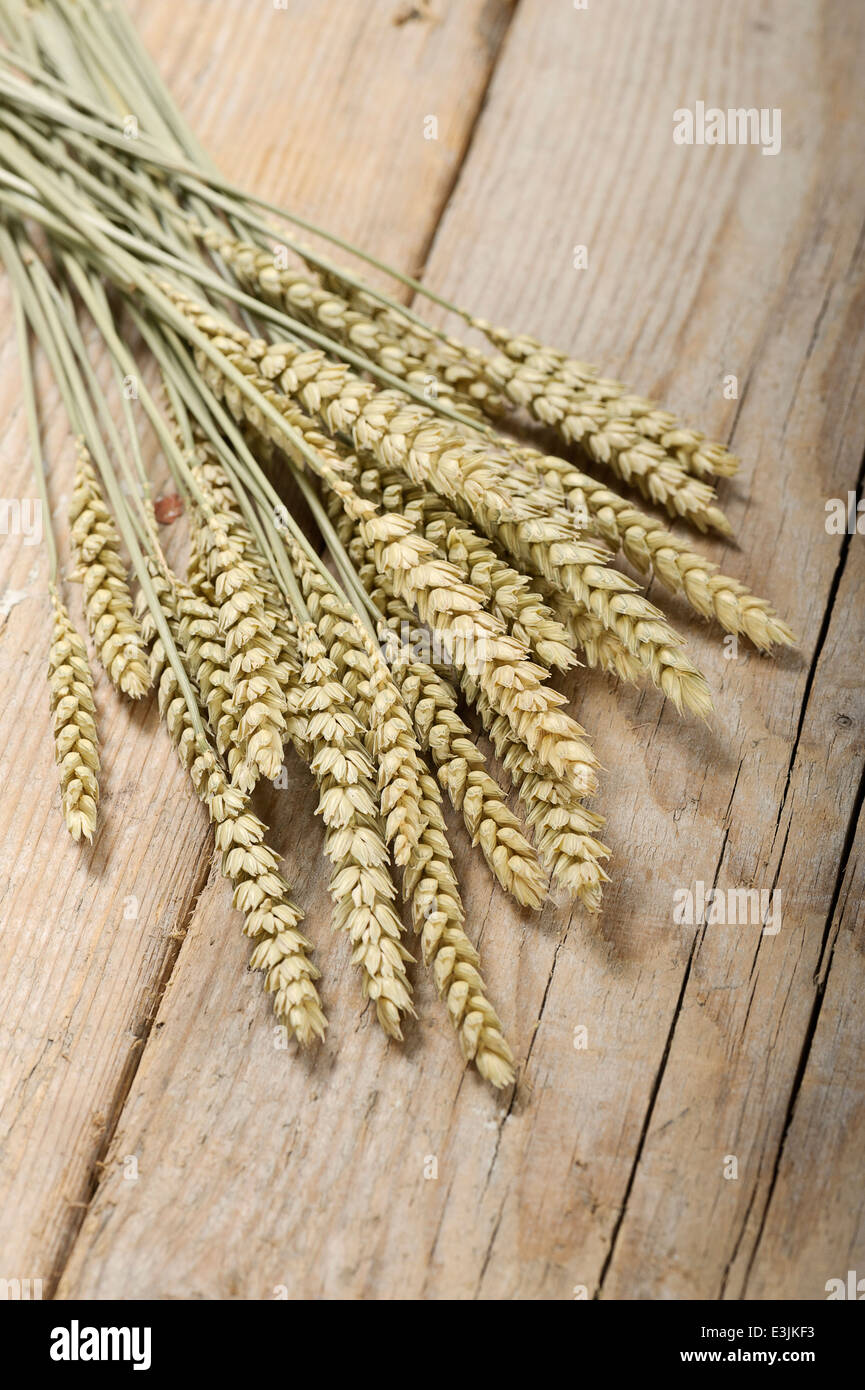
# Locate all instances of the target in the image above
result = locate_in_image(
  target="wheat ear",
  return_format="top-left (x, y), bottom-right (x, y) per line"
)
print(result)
top-left (265, 248), bottom-right (737, 497)
top-left (349, 538), bottom-right (548, 908)
top-left (349, 462), bottom-right (577, 672)
top-left (362, 511), bottom-right (602, 798)
top-left (198, 227), bottom-right (487, 420)
top-left (328, 479), bottom-right (641, 685)
top-left (465, 679), bottom-right (611, 912)
top-left (68, 438), bottom-right (150, 698)
top-left (297, 622), bottom-right (415, 1038)
top-left (481, 325), bottom-right (739, 478)
top-left (513, 452), bottom-right (796, 650)
top-left (407, 768), bottom-right (516, 1087)
top-left (142, 572), bottom-right (325, 1044)
top-left (209, 324), bottom-right (710, 715)
top-left (533, 581), bottom-right (644, 684)
top-left (189, 453), bottom-right (306, 758)
top-left (205, 517), bottom-right (287, 784)
top-left (47, 585), bottom-right (99, 843)
top-left (180, 297), bottom-right (692, 710)
top-left (391, 635), bottom-right (547, 910)
top-left (487, 515), bottom-right (713, 717)
top-left (312, 270), bottom-right (738, 498)
top-left (294, 551), bottom-right (425, 867)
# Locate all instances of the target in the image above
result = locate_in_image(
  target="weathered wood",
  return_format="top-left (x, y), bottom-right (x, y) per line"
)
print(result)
top-left (0, 0), bottom-right (512, 1292)
top-left (57, 2), bottom-right (865, 1301)
top-left (598, 543), bottom-right (865, 1301)
top-left (744, 564), bottom-right (865, 1300)
top-left (51, 0), bottom-right (865, 1301)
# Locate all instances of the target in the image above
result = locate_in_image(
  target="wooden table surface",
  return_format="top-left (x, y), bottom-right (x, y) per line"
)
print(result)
top-left (1, 0), bottom-right (863, 1301)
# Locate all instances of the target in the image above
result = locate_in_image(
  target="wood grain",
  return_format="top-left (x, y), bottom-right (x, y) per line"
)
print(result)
top-left (3, 0), bottom-right (864, 1301)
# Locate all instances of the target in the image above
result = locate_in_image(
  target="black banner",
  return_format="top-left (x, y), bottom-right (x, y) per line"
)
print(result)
top-left (1, 1298), bottom-right (858, 1375)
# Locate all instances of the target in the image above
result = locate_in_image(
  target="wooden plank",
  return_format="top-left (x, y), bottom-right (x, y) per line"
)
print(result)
top-left (0, 0), bottom-right (511, 1292)
top-left (56, 0), bottom-right (865, 1299)
top-left (745, 836), bottom-right (865, 1300)
top-left (744, 633), bottom-right (865, 1300)
top-left (598, 543), bottom-right (865, 1301)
